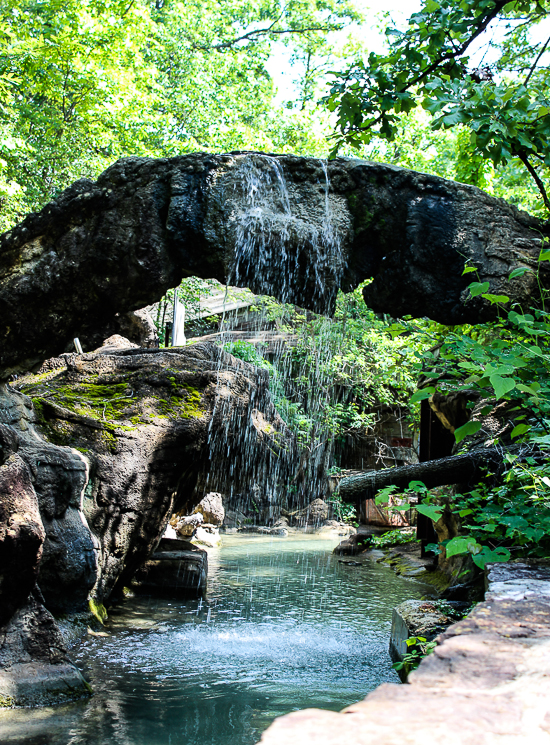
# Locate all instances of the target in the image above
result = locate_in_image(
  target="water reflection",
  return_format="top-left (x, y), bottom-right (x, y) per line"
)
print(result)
top-left (0, 534), bottom-right (427, 745)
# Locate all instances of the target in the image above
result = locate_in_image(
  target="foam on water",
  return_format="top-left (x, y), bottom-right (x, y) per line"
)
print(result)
top-left (0, 534), bottom-right (429, 745)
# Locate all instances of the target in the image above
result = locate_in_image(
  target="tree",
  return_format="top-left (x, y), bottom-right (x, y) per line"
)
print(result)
top-left (326, 0), bottom-right (550, 214)
top-left (0, 0), bottom-right (360, 229)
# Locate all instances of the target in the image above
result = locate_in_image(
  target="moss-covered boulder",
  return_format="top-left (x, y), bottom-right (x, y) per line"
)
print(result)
top-left (12, 341), bottom-right (292, 607)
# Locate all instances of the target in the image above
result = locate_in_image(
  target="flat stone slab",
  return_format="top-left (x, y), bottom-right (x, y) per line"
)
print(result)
top-left (486, 561), bottom-right (550, 601)
top-left (131, 538), bottom-right (207, 596)
top-left (0, 662), bottom-right (90, 708)
top-left (258, 564), bottom-right (550, 744)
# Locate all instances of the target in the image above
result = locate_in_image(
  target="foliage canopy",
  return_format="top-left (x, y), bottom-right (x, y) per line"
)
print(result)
top-left (327, 0), bottom-right (550, 212)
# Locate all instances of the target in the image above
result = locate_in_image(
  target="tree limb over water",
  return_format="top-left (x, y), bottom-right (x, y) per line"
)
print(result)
top-left (338, 449), bottom-right (505, 503)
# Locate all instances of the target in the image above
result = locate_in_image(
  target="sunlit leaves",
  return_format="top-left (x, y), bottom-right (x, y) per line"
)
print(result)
top-left (468, 281), bottom-right (490, 297)
top-left (454, 419), bottom-right (482, 443)
top-left (326, 0), bottom-right (550, 212)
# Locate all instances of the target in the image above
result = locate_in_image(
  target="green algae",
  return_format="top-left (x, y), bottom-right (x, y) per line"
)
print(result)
top-left (89, 598), bottom-right (108, 625)
top-left (0, 694), bottom-right (14, 708)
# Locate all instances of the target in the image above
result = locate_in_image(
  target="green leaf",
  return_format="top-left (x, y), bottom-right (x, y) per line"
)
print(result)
top-left (509, 267), bottom-right (532, 279)
top-left (517, 383), bottom-right (540, 396)
top-left (501, 514), bottom-right (529, 530)
top-left (481, 293), bottom-right (510, 305)
top-left (472, 546), bottom-right (511, 569)
top-left (375, 485), bottom-right (398, 505)
top-left (489, 374), bottom-right (515, 399)
top-left (539, 249), bottom-right (550, 262)
top-left (425, 542), bottom-right (441, 555)
top-left (444, 536), bottom-right (473, 558)
top-left (510, 423), bottom-right (531, 439)
top-left (469, 282), bottom-right (490, 297)
top-left (409, 387), bottom-right (434, 403)
top-left (408, 481), bottom-right (428, 493)
top-left (416, 504), bottom-right (443, 521)
top-left (454, 420), bottom-right (482, 443)
top-left (462, 265), bottom-right (477, 275)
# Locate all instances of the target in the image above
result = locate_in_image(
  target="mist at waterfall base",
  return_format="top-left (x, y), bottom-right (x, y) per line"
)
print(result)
top-left (0, 535), bottom-right (429, 745)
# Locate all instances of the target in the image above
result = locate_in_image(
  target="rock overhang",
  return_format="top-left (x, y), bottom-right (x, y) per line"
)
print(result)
top-left (1, 152), bottom-right (547, 381)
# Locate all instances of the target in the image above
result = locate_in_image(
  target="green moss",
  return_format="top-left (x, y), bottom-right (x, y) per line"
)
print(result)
top-left (24, 381), bottom-right (136, 425)
top-left (346, 191), bottom-right (376, 236)
top-left (416, 569), bottom-right (452, 593)
top-left (0, 694), bottom-right (14, 708)
top-left (33, 400), bottom-right (77, 446)
top-left (158, 384), bottom-right (205, 419)
top-left (89, 598), bottom-right (108, 625)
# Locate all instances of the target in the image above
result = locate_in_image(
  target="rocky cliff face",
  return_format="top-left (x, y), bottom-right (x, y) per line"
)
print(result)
top-left (1, 152), bottom-right (546, 380)
top-left (0, 342), bottom-right (292, 705)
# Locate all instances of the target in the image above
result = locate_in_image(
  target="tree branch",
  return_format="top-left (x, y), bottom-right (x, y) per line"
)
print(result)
top-left (516, 151), bottom-right (550, 212)
top-left (338, 448), bottom-right (506, 503)
top-left (524, 33), bottom-right (550, 85)
top-left (408, 0), bottom-right (510, 88)
top-left (193, 20), bottom-right (334, 52)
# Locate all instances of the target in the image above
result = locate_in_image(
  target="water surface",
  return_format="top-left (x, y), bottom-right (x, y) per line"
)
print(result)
top-left (0, 534), bottom-right (427, 745)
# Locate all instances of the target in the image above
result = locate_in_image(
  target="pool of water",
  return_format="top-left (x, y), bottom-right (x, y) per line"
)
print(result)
top-left (0, 533), bottom-right (428, 745)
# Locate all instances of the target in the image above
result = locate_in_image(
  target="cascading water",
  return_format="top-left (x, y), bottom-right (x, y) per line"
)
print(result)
top-left (227, 155), bottom-right (346, 313)
top-left (199, 155), bottom-right (353, 520)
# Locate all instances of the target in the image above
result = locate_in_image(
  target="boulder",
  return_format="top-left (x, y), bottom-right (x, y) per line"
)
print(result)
top-left (131, 538), bottom-right (207, 596)
top-left (273, 516), bottom-right (289, 528)
top-left (171, 512), bottom-right (203, 538)
top-left (223, 509), bottom-right (247, 528)
top-left (193, 492), bottom-right (225, 526)
top-left (94, 334), bottom-right (139, 354)
top-left (10, 342), bottom-right (291, 606)
top-left (294, 498), bottom-right (329, 526)
top-left (333, 533), bottom-right (363, 556)
top-left (0, 425), bottom-right (44, 626)
top-left (0, 593), bottom-right (90, 708)
top-left (192, 525), bottom-right (222, 548)
top-left (389, 599), bottom-right (467, 667)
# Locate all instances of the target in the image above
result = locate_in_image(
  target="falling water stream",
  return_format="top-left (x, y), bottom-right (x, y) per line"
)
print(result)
top-left (0, 534), bottom-right (429, 745)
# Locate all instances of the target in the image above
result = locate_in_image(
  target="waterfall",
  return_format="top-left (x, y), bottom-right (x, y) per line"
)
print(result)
top-left (227, 154), bottom-right (346, 315)
top-left (199, 155), bottom-right (350, 524)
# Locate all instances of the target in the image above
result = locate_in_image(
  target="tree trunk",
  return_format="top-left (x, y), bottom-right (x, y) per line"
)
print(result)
top-left (338, 448), bottom-right (505, 503)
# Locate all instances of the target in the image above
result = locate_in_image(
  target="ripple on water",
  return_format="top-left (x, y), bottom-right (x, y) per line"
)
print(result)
top-left (0, 534), bottom-right (428, 745)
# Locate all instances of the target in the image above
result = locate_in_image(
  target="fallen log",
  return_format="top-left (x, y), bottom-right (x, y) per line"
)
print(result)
top-left (339, 448), bottom-right (505, 503)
